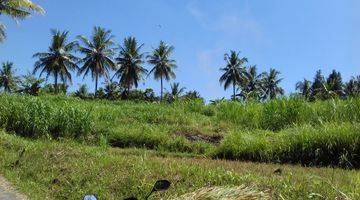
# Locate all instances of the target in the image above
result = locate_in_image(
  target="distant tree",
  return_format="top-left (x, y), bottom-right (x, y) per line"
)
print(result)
top-left (183, 90), bottom-right (203, 101)
top-left (20, 73), bottom-right (44, 95)
top-left (95, 88), bottom-right (106, 99)
top-left (0, 0), bottom-right (44, 42)
top-left (33, 30), bottom-right (79, 93)
top-left (147, 41), bottom-right (177, 101)
top-left (114, 37), bottom-right (147, 94)
top-left (74, 84), bottom-right (89, 99)
top-left (239, 65), bottom-right (263, 101)
top-left (104, 81), bottom-right (120, 100)
top-left (295, 78), bottom-right (312, 100)
top-left (345, 76), bottom-right (360, 97)
top-left (41, 83), bottom-right (68, 94)
top-left (169, 82), bottom-right (186, 99)
top-left (209, 97), bottom-right (227, 105)
top-left (77, 27), bottom-right (116, 95)
top-left (326, 70), bottom-right (344, 98)
top-left (261, 68), bottom-right (284, 100)
top-left (0, 61), bottom-right (20, 92)
top-left (310, 70), bottom-right (326, 100)
top-left (143, 88), bottom-right (157, 101)
top-left (219, 51), bottom-right (247, 101)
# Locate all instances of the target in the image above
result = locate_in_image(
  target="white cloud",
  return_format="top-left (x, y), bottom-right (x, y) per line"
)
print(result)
top-left (186, 1), bottom-right (267, 99)
top-left (187, 1), bottom-right (264, 74)
top-left (186, 1), bottom-right (264, 41)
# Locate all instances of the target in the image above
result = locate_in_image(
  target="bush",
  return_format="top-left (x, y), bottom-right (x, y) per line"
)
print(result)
top-left (213, 123), bottom-right (360, 168)
top-left (214, 97), bottom-right (360, 131)
top-left (0, 94), bottom-right (93, 139)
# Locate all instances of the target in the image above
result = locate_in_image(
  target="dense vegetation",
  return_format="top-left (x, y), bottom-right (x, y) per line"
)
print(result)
top-left (1, 132), bottom-right (359, 199)
top-left (1, 1), bottom-right (359, 199)
top-left (0, 94), bottom-right (359, 169)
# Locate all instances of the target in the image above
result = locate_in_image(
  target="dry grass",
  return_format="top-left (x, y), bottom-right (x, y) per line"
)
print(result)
top-left (173, 186), bottom-right (270, 200)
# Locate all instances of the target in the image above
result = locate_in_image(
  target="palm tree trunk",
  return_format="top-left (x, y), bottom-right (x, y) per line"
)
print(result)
top-left (160, 76), bottom-right (163, 101)
top-left (54, 72), bottom-right (58, 94)
top-left (233, 83), bottom-right (236, 101)
top-left (128, 84), bottom-right (130, 96)
top-left (95, 74), bottom-right (98, 97)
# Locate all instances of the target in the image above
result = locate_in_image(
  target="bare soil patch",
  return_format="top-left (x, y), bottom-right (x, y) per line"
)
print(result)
top-left (175, 131), bottom-right (223, 144)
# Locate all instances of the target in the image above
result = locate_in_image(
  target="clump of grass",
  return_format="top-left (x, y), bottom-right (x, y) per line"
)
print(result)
top-left (0, 94), bottom-right (93, 139)
top-left (214, 97), bottom-right (360, 131)
top-left (108, 124), bottom-right (212, 154)
top-left (213, 123), bottom-right (360, 168)
top-left (173, 186), bottom-right (270, 200)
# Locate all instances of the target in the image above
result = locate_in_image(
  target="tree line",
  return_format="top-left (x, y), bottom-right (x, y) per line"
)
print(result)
top-left (217, 50), bottom-right (360, 102)
top-left (219, 51), bottom-right (284, 101)
top-left (296, 70), bottom-right (360, 101)
top-left (0, 27), bottom-right (203, 102)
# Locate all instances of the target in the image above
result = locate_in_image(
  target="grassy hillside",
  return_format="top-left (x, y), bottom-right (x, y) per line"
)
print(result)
top-left (1, 132), bottom-right (359, 199)
top-left (0, 94), bottom-right (359, 168)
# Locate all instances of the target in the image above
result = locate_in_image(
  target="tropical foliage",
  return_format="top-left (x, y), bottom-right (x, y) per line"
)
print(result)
top-left (0, 61), bottom-right (19, 92)
top-left (77, 27), bottom-right (116, 95)
top-left (115, 37), bottom-right (147, 94)
top-left (147, 41), bottom-right (177, 101)
top-left (33, 30), bottom-right (79, 93)
top-left (219, 51), bottom-right (247, 100)
top-left (0, 0), bottom-right (44, 42)
top-left (261, 68), bottom-right (284, 100)
top-left (238, 65), bottom-right (263, 101)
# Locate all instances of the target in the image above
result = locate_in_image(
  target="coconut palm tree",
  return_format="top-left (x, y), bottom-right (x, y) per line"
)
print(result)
top-left (239, 65), bottom-right (263, 101)
top-left (147, 41), bottom-right (177, 101)
top-left (262, 68), bottom-right (284, 100)
top-left (170, 82), bottom-right (186, 98)
top-left (310, 70), bottom-right (326, 100)
top-left (0, 61), bottom-right (19, 92)
top-left (219, 51), bottom-right (247, 101)
top-left (0, 0), bottom-right (44, 42)
top-left (326, 70), bottom-right (344, 97)
top-left (114, 37), bottom-right (147, 94)
top-left (345, 76), bottom-right (360, 98)
top-left (74, 84), bottom-right (89, 99)
top-left (20, 73), bottom-right (44, 95)
top-left (296, 78), bottom-right (312, 100)
top-left (33, 30), bottom-right (79, 93)
top-left (104, 81), bottom-right (120, 100)
top-left (77, 27), bottom-right (116, 95)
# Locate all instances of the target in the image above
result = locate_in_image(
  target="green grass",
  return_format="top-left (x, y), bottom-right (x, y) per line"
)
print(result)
top-left (213, 123), bottom-right (360, 168)
top-left (1, 94), bottom-right (360, 168)
top-left (1, 132), bottom-right (359, 199)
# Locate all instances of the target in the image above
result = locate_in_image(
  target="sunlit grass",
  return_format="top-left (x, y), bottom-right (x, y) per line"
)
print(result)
top-left (1, 94), bottom-right (360, 167)
top-left (1, 132), bottom-right (359, 199)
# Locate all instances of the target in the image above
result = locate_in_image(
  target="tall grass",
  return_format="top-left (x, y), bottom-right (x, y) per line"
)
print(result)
top-left (213, 123), bottom-right (360, 168)
top-left (215, 97), bottom-right (360, 131)
top-left (1, 94), bottom-right (360, 167)
top-left (0, 94), bottom-right (93, 139)
top-left (1, 132), bottom-right (358, 199)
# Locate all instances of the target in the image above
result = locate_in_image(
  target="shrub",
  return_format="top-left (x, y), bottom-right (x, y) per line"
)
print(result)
top-left (213, 123), bottom-right (360, 168)
top-left (0, 94), bottom-right (93, 139)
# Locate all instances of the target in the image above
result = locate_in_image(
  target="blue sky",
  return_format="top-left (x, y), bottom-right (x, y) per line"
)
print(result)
top-left (0, 0), bottom-right (359, 100)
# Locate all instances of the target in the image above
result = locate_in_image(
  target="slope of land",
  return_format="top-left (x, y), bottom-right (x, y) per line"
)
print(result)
top-left (0, 94), bottom-right (359, 168)
top-left (0, 94), bottom-right (360, 199)
top-left (1, 132), bottom-right (359, 199)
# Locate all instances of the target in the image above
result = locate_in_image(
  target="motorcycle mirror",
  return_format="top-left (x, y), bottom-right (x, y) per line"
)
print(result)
top-left (124, 197), bottom-right (137, 200)
top-left (83, 194), bottom-right (97, 200)
top-left (153, 180), bottom-right (171, 192)
top-left (145, 180), bottom-right (171, 200)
